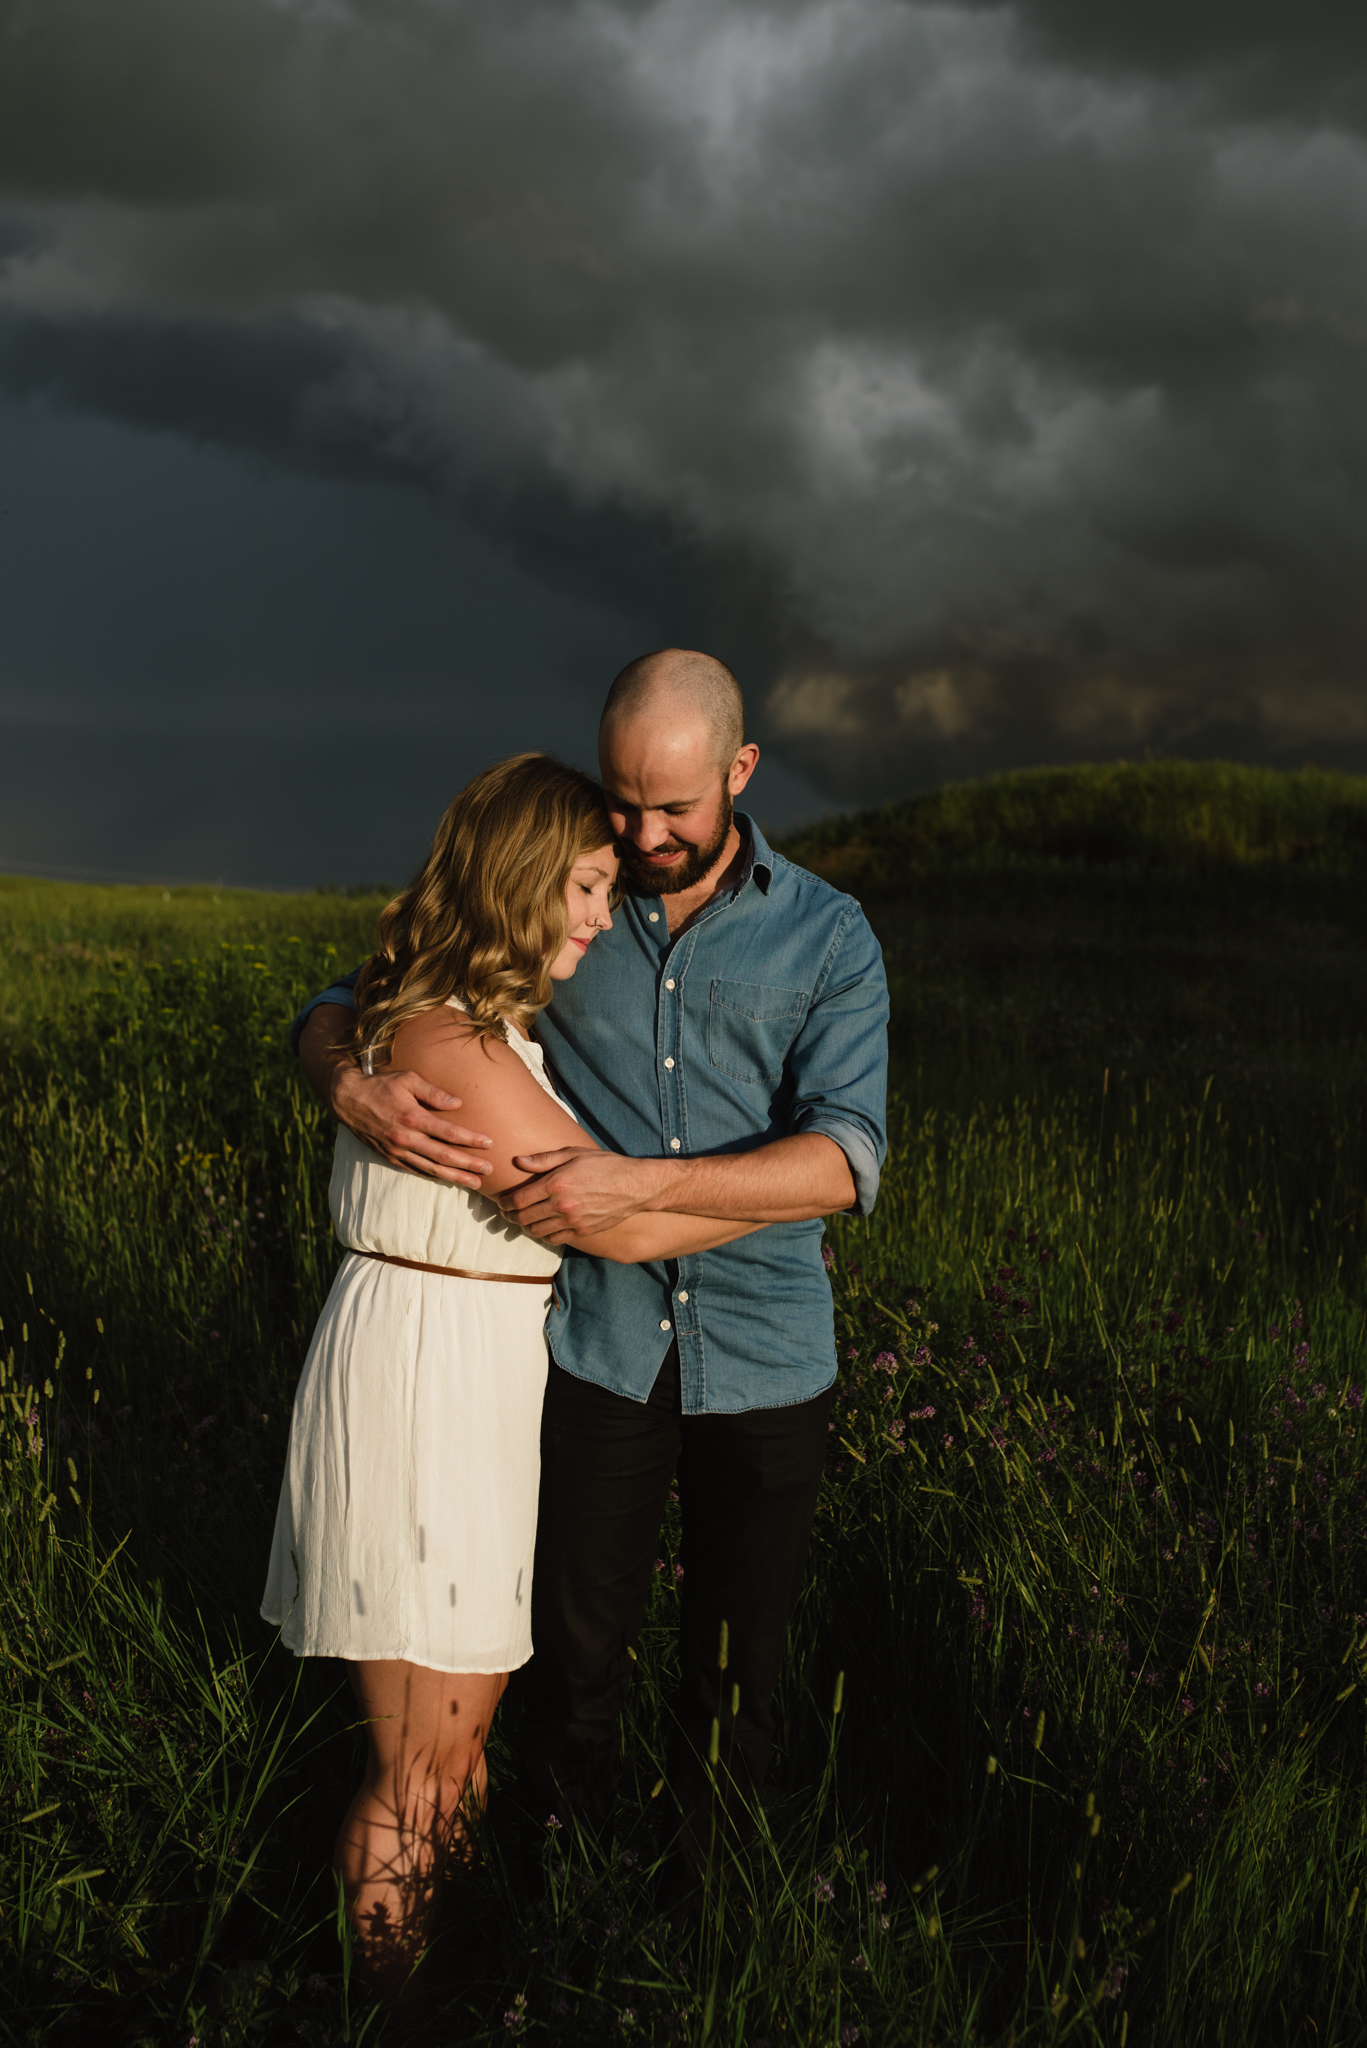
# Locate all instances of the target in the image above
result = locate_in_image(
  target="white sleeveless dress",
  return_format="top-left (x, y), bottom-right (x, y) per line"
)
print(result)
top-left (261, 1012), bottom-right (567, 1674)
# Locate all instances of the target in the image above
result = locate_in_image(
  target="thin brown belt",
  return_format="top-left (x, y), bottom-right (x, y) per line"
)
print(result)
top-left (343, 1245), bottom-right (553, 1286)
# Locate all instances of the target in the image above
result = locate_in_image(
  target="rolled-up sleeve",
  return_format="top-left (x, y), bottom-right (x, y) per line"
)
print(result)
top-left (786, 904), bottom-right (889, 1216)
top-left (288, 967), bottom-right (362, 1054)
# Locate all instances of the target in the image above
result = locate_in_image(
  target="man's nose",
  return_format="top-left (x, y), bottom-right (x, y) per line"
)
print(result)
top-left (634, 820), bottom-right (677, 851)
top-left (611, 810), bottom-right (655, 849)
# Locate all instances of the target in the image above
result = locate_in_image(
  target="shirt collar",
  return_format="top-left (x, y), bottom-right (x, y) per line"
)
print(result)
top-left (734, 811), bottom-right (774, 895)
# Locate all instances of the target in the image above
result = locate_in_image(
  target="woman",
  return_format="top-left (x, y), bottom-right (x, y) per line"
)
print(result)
top-left (261, 753), bottom-right (755, 1986)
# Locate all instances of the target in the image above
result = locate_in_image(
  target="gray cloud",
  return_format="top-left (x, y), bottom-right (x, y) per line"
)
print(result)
top-left (990, 2), bottom-right (1367, 122)
top-left (4, 0), bottom-right (1367, 805)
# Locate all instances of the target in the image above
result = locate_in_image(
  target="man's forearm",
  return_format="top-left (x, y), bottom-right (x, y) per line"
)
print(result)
top-left (298, 1003), bottom-right (357, 1110)
top-left (642, 1133), bottom-right (854, 1223)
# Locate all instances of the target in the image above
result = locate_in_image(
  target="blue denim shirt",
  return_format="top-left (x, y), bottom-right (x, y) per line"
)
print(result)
top-left (291, 816), bottom-right (888, 1413)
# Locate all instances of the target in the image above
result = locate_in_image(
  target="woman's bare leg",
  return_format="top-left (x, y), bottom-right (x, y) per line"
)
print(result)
top-left (334, 1660), bottom-right (507, 1989)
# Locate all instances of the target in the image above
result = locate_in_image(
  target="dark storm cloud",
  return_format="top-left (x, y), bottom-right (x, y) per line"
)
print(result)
top-left (4, 0), bottom-right (1367, 801)
top-left (987, 2), bottom-right (1367, 124)
top-left (0, 311), bottom-right (353, 461)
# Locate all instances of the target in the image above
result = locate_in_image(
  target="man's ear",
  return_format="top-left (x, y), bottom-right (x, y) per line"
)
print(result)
top-left (728, 743), bottom-right (760, 797)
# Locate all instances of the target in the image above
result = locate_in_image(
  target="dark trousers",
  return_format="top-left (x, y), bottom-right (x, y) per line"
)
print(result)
top-left (521, 1346), bottom-right (833, 1862)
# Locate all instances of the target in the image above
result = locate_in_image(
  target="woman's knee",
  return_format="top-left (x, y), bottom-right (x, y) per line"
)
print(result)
top-left (436, 1728), bottom-right (493, 1801)
top-left (355, 1665), bottom-right (505, 1790)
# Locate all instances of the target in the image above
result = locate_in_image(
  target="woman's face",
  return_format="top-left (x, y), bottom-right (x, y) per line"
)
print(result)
top-left (548, 843), bottom-right (618, 980)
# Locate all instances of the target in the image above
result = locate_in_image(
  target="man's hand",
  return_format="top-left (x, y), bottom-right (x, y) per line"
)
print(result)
top-left (299, 1005), bottom-right (494, 1187)
top-left (331, 1064), bottom-right (496, 1185)
top-left (501, 1150), bottom-right (669, 1241)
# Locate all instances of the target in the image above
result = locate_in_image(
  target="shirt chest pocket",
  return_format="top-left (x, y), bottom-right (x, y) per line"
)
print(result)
top-left (707, 979), bottom-right (809, 1084)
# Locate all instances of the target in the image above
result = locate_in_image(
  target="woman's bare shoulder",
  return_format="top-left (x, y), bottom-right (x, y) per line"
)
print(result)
top-left (389, 1002), bottom-right (590, 1195)
top-left (392, 1004), bottom-right (518, 1083)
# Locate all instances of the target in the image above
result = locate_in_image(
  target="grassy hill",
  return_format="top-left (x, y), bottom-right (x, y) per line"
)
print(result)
top-left (777, 759), bottom-right (1367, 1119)
top-left (779, 759), bottom-right (1367, 894)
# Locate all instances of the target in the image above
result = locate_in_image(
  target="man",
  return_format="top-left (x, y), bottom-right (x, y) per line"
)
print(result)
top-left (293, 648), bottom-right (888, 1874)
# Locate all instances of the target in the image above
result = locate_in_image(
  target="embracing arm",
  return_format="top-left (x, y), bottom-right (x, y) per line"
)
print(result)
top-left (500, 1134), bottom-right (852, 1246)
top-left (389, 1007), bottom-right (760, 1266)
top-left (585, 1209), bottom-right (765, 1263)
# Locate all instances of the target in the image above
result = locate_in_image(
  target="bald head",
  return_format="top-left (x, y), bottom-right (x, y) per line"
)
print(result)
top-left (600, 647), bottom-right (745, 771)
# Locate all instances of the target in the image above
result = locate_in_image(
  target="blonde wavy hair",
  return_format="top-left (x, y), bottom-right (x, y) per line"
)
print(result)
top-left (352, 752), bottom-right (615, 1057)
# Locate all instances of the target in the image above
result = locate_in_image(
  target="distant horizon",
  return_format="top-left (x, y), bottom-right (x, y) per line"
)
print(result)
top-left (6, 749), bottom-right (1366, 898)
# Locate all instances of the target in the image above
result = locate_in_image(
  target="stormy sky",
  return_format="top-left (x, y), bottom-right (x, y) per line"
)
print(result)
top-left (3, 0), bottom-right (1366, 886)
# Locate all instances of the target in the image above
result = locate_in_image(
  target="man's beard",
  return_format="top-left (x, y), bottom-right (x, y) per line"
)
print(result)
top-left (619, 790), bottom-right (734, 897)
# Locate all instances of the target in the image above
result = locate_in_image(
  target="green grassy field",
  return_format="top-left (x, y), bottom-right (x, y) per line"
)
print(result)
top-left (3, 761), bottom-right (1366, 2045)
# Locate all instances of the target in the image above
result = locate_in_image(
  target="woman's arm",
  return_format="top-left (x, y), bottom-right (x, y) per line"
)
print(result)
top-left (390, 1011), bottom-right (764, 1264)
top-left (563, 1212), bottom-right (765, 1264)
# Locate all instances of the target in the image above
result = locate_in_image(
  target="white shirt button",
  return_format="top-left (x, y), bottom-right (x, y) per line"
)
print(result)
top-left (670, 1137), bottom-right (681, 1151)
top-left (648, 911), bottom-right (660, 922)
top-left (678, 1290), bottom-right (689, 1303)
top-left (665, 978), bottom-right (676, 990)
top-left (664, 1057), bottom-right (675, 1070)
top-left (660, 1319), bottom-right (671, 1331)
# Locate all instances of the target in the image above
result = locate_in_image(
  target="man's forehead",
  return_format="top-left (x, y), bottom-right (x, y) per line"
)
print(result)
top-left (610, 770), bottom-right (717, 798)
top-left (601, 775), bottom-right (712, 810)
top-left (599, 726), bottom-right (717, 805)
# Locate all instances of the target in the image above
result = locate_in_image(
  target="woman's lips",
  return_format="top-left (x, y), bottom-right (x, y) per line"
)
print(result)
top-left (571, 936), bottom-right (590, 952)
